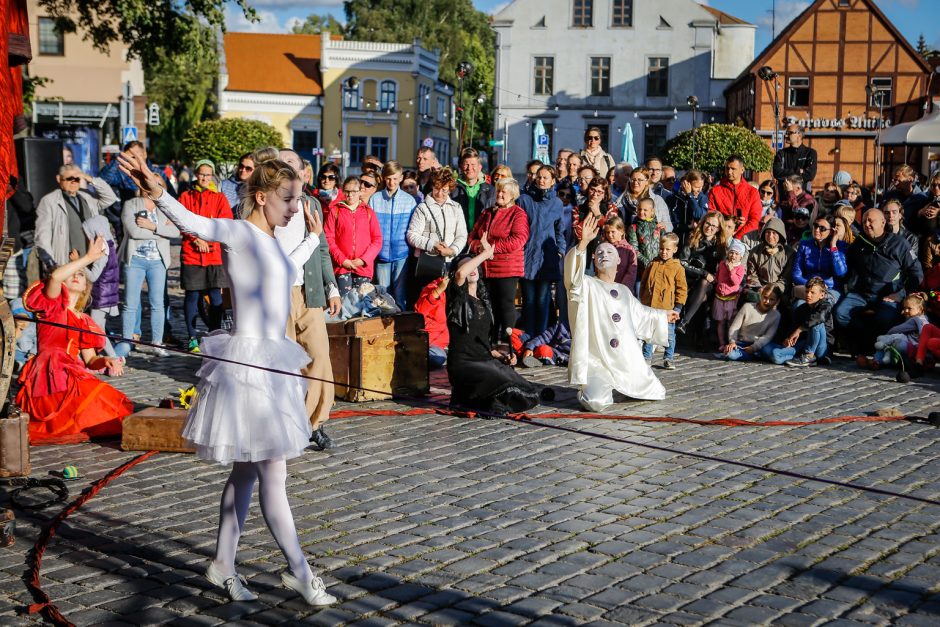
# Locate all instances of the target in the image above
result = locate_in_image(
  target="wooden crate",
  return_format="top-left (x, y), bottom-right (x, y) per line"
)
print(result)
top-left (121, 407), bottom-right (195, 453)
top-left (0, 408), bottom-right (30, 477)
top-left (327, 313), bottom-right (429, 402)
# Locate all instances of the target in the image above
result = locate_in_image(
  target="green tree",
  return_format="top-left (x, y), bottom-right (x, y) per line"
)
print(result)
top-left (293, 13), bottom-right (346, 35)
top-left (663, 124), bottom-right (773, 173)
top-left (343, 0), bottom-right (495, 149)
top-left (183, 118), bottom-right (282, 174)
top-left (37, 0), bottom-right (255, 68)
top-left (145, 21), bottom-right (219, 162)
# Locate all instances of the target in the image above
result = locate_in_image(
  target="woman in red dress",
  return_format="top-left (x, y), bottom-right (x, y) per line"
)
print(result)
top-left (16, 236), bottom-right (133, 442)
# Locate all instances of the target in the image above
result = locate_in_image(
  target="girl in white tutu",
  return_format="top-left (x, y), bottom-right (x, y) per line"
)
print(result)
top-left (118, 151), bottom-right (336, 606)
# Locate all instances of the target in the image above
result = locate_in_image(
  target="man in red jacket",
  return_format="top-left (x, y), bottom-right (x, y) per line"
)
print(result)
top-left (708, 155), bottom-right (761, 239)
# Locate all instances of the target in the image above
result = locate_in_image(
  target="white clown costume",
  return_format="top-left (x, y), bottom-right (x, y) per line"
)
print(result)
top-left (564, 248), bottom-right (671, 411)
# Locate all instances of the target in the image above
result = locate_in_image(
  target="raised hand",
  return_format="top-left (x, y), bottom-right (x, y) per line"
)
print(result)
top-left (303, 198), bottom-right (323, 236)
top-left (579, 213), bottom-right (600, 246)
top-left (480, 232), bottom-right (495, 260)
top-left (85, 235), bottom-right (107, 262)
top-left (117, 151), bottom-right (164, 198)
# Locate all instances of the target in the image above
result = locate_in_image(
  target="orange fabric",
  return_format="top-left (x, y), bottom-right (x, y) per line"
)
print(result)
top-left (533, 345), bottom-right (553, 359)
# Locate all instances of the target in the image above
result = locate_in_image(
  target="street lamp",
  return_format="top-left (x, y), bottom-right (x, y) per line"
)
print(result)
top-left (866, 82), bottom-right (887, 198)
top-left (341, 76), bottom-right (359, 176)
top-left (687, 95), bottom-right (699, 170)
top-left (456, 61), bottom-right (473, 149)
top-left (758, 66), bottom-right (781, 156)
top-left (468, 93), bottom-right (486, 149)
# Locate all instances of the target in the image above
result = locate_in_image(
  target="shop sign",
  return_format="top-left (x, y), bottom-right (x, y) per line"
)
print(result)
top-left (786, 115), bottom-right (891, 130)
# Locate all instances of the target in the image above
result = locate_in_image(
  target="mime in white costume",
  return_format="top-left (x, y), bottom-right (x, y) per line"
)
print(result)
top-left (117, 151), bottom-right (337, 607)
top-left (564, 214), bottom-right (680, 411)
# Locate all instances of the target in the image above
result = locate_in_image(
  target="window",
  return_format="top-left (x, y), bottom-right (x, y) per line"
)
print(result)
top-left (437, 97), bottom-right (447, 123)
top-left (787, 77), bottom-right (810, 107)
top-left (838, 0), bottom-right (850, 6)
top-left (590, 57), bottom-right (611, 97)
top-left (418, 85), bottom-right (431, 116)
top-left (534, 57), bottom-right (554, 96)
top-left (371, 137), bottom-right (389, 163)
top-left (343, 82), bottom-right (360, 110)
top-left (573, 0), bottom-right (593, 27)
top-left (379, 81), bottom-right (396, 111)
top-left (869, 77), bottom-right (893, 107)
top-left (644, 125), bottom-right (668, 161)
top-left (292, 131), bottom-right (319, 160)
top-left (349, 136), bottom-right (367, 164)
top-left (647, 57), bottom-right (669, 97)
top-left (612, 0), bottom-right (633, 27)
top-left (38, 17), bottom-right (64, 56)
top-left (434, 140), bottom-right (450, 165)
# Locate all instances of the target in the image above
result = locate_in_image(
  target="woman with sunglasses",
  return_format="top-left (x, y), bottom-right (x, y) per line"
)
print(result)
top-left (675, 211), bottom-right (725, 335)
top-left (313, 163), bottom-right (343, 213)
top-left (359, 170), bottom-right (380, 205)
top-left (757, 180), bottom-right (778, 218)
top-left (791, 215), bottom-right (847, 305)
top-left (579, 126), bottom-right (615, 179)
top-left (615, 167), bottom-right (673, 232)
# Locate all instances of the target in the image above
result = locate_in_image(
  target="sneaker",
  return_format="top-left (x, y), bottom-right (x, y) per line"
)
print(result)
top-left (206, 563), bottom-right (257, 602)
top-left (188, 338), bottom-right (201, 354)
top-left (150, 343), bottom-right (170, 358)
top-left (281, 571), bottom-right (337, 606)
top-left (310, 426), bottom-right (334, 450)
top-left (521, 355), bottom-right (542, 369)
top-left (874, 340), bottom-right (886, 350)
top-left (662, 359), bottom-right (676, 370)
top-left (785, 352), bottom-right (816, 368)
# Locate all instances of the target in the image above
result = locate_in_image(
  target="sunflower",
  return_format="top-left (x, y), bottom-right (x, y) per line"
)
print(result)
top-left (178, 386), bottom-right (197, 409)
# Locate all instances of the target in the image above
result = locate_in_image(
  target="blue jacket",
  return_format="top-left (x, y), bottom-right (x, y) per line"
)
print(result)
top-left (791, 238), bottom-right (849, 289)
top-left (518, 187), bottom-right (566, 281)
top-left (370, 189), bottom-right (416, 262)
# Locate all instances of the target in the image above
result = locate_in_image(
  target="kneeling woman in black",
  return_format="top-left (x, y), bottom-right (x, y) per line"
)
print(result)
top-left (446, 234), bottom-right (542, 414)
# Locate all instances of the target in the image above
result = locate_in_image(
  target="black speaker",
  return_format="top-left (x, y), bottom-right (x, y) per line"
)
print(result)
top-left (14, 137), bottom-right (64, 202)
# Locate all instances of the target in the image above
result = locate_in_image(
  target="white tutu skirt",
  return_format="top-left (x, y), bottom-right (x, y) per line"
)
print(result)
top-left (181, 331), bottom-right (313, 464)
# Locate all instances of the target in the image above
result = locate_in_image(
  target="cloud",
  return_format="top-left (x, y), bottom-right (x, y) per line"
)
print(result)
top-left (755, 0), bottom-right (810, 38)
top-left (225, 6), bottom-right (303, 33)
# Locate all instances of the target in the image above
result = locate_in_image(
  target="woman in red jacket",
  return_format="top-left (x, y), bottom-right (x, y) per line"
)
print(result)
top-left (468, 177), bottom-right (530, 342)
top-left (324, 176), bottom-right (383, 295)
top-left (179, 160), bottom-right (233, 352)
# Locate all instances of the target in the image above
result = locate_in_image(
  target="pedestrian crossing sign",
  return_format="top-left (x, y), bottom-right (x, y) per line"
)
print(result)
top-left (122, 126), bottom-right (139, 144)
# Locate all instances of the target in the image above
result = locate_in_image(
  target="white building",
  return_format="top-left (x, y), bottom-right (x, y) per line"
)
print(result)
top-left (491, 0), bottom-right (755, 173)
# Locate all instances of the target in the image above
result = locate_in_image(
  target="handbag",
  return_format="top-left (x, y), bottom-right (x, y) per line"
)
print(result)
top-left (414, 204), bottom-right (450, 280)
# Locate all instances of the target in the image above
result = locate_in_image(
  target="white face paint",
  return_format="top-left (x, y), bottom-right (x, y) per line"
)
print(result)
top-left (594, 243), bottom-right (618, 271)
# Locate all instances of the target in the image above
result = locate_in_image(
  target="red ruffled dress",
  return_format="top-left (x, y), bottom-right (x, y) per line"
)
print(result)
top-left (15, 281), bottom-right (133, 442)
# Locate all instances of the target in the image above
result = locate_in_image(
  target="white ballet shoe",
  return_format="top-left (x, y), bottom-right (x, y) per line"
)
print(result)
top-left (206, 562), bottom-right (258, 602)
top-left (281, 571), bottom-right (337, 606)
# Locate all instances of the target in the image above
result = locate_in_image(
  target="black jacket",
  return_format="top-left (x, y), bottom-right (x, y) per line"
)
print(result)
top-left (773, 145), bottom-right (818, 188)
top-left (679, 237), bottom-right (722, 281)
top-left (845, 232), bottom-right (924, 299)
top-left (792, 298), bottom-right (833, 342)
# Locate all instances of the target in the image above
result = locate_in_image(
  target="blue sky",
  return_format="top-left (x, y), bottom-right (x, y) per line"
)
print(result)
top-left (226, 0), bottom-right (939, 53)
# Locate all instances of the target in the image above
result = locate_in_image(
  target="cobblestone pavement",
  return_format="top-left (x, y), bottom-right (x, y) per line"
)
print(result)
top-left (2, 307), bottom-right (940, 625)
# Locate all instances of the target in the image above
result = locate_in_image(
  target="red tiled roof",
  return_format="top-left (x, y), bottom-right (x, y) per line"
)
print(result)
top-left (224, 32), bottom-right (323, 96)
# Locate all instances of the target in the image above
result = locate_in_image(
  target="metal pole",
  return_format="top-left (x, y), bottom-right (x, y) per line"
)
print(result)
top-left (691, 105), bottom-right (697, 171)
top-left (468, 101), bottom-right (476, 149)
top-left (457, 77), bottom-right (465, 150)
top-left (503, 117), bottom-right (509, 164)
top-left (772, 79), bottom-right (780, 158)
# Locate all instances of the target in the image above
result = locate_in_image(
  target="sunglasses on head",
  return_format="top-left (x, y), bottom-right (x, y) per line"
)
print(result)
top-left (320, 174), bottom-right (337, 181)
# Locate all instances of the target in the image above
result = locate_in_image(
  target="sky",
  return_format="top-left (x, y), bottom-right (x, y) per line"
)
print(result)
top-left (225, 0), bottom-right (940, 54)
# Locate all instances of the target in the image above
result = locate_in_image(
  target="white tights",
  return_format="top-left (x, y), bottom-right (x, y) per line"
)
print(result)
top-left (211, 458), bottom-right (313, 583)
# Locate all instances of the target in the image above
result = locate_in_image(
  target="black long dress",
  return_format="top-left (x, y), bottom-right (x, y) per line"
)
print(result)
top-left (446, 281), bottom-right (541, 413)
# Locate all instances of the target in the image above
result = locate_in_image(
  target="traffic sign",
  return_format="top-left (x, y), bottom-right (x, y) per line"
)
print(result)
top-left (422, 137), bottom-right (434, 148)
top-left (536, 134), bottom-right (549, 146)
top-left (488, 139), bottom-right (504, 147)
top-left (147, 103), bottom-right (161, 126)
top-left (122, 126), bottom-right (139, 144)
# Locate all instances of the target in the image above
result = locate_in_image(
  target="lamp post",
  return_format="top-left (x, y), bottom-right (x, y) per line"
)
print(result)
top-left (687, 95), bottom-right (699, 170)
top-left (468, 93), bottom-right (486, 149)
top-left (341, 76), bottom-right (359, 177)
top-left (757, 66), bottom-right (781, 157)
top-left (456, 61), bottom-right (473, 149)
top-left (866, 82), bottom-right (887, 199)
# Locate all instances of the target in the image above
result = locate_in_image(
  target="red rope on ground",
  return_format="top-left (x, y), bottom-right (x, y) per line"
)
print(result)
top-left (25, 450), bottom-right (158, 626)
top-left (329, 408), bottom-right (910, 427)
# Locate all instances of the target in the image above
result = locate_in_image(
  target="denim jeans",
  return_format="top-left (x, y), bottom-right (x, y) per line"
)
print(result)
top-left (122, 256), bottom-right (167, 344)
top-left (643, 322), bottom-right (676, 360)
top-left (721, 340), bottom-right (756, 361)
top-left (762, 324), bottom-right (828, 364)
top-left (375, 258), bottom-right (409, 310)
top-left (428, 346), bottom-right (447, 369)
top-left (520, 279), bottom-right (553, 338)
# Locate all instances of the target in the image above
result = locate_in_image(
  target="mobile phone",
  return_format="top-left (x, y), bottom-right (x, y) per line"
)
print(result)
top-left (735, 208), bottom-right (742, 219)
top-left (135, 210), bottom-right (148, 219)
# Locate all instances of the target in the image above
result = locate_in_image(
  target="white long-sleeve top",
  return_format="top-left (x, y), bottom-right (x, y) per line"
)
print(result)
top-left (406, 195), bottom-right (468, 260)
top-left (155, 193), bottom-right (318, 340)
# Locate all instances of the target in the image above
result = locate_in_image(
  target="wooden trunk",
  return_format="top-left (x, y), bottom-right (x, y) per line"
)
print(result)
top-left (121, 407), bottom-right (195, 453)
top-left (327, 314), bottom-right (429, 402)
top-left (0, 407), bottom-right (30, 477)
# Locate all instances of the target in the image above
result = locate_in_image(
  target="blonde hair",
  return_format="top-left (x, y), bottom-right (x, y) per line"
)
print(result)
top-left (73, 270), bottom-right (94, 311)
top-left (495, 177), bottom-right (520, 203)
top-left (240, 157), bottom-right (301, 219)
top-left (902, 293), bottom-right (926, 315)
top-left (833, 215), bottom-right (855, 245)
top-left (381, 160), bottom-right (403, 180)
top-left (660, 232), bottom-right (679, 248)
top-left (252, 146), bottom-right (280, 164)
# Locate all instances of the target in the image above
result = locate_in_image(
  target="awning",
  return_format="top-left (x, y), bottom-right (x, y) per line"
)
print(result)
top-left (34, 102), bottom-right (119, 123)
top-left (880, 98), bottom-right (940, 146)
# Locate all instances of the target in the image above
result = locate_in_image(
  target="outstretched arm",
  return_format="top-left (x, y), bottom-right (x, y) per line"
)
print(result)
top-left (454, 233), bottom-right (494, 287)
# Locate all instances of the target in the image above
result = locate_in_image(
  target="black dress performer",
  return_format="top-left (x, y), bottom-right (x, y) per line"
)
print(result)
top-left (446, 235), bottom-right (541, 414)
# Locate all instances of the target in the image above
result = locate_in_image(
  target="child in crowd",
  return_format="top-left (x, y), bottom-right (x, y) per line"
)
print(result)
top-left (712, 239), bottom-right (746, 350)
top-left (512, 321), bottom-right (572, 368)
top-left (602, 216), bottom-right (638, 289)
top-left (765, 277), bottom-right (832, 367)
top-left (628, 197), bottom-right (664, 293)
top-left (413, 276), bottom-right (449, 368)
top-left (865, 294), bottom-right (929, 368)
top-left (12, 298), bottom-right (36, 371)
top-left (83, 216), bottom-right (121, 357)
top-left (915, 321), bottom-right (940, 369)
top-left (715, 285), bottom-right (781, 361)
top-left (640, 233), bottom-right (687, 370)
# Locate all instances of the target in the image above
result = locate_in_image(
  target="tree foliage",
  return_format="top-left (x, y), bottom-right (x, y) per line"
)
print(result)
top-left (145, 21), bottom-right (219, 162)
top-left (37, 0), bottom-right (255, 69)
top-left (343, 0), bottom-right (496, 148)
top-left (663, 124), bottom-right (773, 174)
top-left (182, 118), bottom-right (282, 172)
top-left (293, 14), bottom-right (346, 35)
